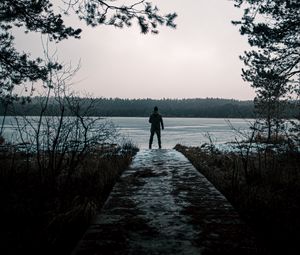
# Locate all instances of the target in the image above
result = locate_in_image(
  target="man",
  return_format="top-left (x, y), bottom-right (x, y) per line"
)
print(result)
top-left (149, 106), bottom-right (164, 149)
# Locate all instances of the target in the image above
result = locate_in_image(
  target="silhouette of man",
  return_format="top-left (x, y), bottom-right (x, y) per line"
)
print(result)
top-left (149, 106), bottom-right (164, 149)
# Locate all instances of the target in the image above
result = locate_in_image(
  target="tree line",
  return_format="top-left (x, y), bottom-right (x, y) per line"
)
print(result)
top-left (0, 96), bottom-right (297, 118)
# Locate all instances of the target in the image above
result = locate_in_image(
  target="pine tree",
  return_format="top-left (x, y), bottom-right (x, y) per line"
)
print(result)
top-left (233, 0), bottom-right (300, 141)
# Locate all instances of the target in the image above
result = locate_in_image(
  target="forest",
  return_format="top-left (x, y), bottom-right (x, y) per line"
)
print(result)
top-left (1, 97), bottom-right (298, 118)
top-left (1, 97), bottom-right (256, 118)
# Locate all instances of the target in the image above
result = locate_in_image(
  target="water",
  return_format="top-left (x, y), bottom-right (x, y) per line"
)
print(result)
top-left (111, 117), bottom-right (253, 149)
top-left (0, 116), bottom-right (253, 149)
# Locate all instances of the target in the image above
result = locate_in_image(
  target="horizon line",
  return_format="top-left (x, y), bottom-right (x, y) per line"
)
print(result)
top-left (29, 96), bottom-right (254, 101)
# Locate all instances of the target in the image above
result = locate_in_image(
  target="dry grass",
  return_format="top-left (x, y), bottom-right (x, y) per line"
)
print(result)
top-left (175, 144), bottom-right (300, 255)
top-left (0, 143), bottom-right (138, 255)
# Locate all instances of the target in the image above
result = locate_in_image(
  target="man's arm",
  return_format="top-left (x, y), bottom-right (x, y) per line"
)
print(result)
top-left (160, 116), bottom-right (164, 130)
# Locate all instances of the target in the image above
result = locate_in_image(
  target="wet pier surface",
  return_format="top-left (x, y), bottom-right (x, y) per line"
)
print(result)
top-left (72, 149), bottom-right (258, 255)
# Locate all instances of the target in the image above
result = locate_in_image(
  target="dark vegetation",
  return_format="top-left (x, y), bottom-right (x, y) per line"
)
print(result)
top-left (0, 142), bottom-right (137, 254)
top-left (175, 141), bottom-right (300, 255)
top-left (2, 97), bottom-right (300, 119)
top-left (0, 97), bottom-right (259, 118)
top-left (0, 63), bottom-right (139, 254)
top-left (0, 62), bottom-right (139, 254)
top-left (4, 97), bottom-right (300, 119)
top-left (232, 0), bottom-right (300, 141)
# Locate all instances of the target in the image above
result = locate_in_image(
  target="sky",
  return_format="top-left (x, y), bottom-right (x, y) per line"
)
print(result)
top-left (14, 0), bottom-right (256, 100)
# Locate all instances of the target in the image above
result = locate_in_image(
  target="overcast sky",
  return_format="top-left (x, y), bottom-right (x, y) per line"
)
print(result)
top-left (15, 0), bottom-right (255, 100)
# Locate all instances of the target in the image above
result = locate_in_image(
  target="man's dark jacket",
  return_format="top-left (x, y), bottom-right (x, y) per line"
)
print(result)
top-left (149, 112), bottom-right (164, 131)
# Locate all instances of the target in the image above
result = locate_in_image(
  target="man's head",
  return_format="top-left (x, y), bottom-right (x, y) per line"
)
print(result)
top-left (154, 106), bottom-right (158, 112)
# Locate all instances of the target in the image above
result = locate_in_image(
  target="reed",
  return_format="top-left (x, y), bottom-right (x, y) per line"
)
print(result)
top-left (175, 143), bottom-right (300, 254)
top-left (0, 142), bottom-right (138, 254)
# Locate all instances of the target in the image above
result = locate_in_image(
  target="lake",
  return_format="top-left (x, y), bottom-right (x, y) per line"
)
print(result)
top-left (111, 117), bottom-right (253, 149)
top-left (0, 116), bottom-right (253, 149)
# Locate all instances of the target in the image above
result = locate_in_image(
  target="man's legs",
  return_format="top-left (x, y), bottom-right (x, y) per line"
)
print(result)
top-left (156, 129), bottom-right (162, 149)
top-left (149, 130), bottom-right (154, 149)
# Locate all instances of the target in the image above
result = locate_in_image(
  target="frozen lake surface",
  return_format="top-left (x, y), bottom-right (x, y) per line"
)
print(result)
top-left (111, 117), bottom-right (253, 149)
top-left (0, 116), bottom-right (253, 149)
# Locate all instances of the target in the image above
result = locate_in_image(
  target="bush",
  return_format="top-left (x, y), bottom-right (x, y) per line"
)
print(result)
top-left (175, 143), bottom-right (300, 255)
top-left (0, 142), bottom-right (138, 254)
